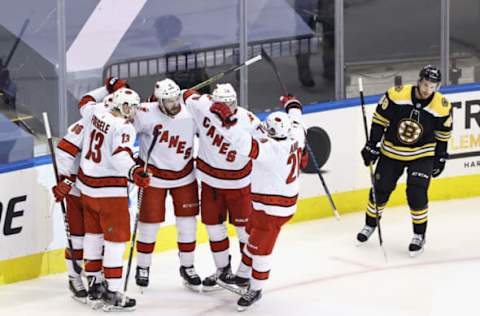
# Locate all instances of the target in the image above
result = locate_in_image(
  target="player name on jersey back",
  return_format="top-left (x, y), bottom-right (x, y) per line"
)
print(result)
top-left (77, 109), bottom-right (136, 198)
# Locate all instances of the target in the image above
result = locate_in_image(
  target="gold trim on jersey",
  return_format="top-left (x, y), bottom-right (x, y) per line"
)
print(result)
top-left (387, 85), bottom-right (414, 104)
top-left (424, 94), bottom-right (451, 117)
top-left (380, 140), bottom-right (436, 161)
top-left (434, 130), bottom-right (452, 142)
top-left (372, 111), bottom-right (389, 127)
top-left (386, 84), bottom-right (452, 118)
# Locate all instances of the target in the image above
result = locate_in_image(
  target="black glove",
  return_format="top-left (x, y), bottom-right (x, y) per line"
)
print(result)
top-left (432, 153), bottom-right (448, 178)
top-left (361, 142), bottom-right (380, 166)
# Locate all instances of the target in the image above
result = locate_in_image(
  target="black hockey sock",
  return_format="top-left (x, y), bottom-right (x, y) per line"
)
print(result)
top-left (413, 222), bottom-right (427, 235)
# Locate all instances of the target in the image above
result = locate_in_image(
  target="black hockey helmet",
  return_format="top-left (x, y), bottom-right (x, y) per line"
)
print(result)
top-left (419, 65), bottom-right (441, 83)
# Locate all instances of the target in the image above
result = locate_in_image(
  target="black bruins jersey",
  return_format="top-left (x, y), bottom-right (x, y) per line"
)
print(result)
top-left (372, 84), bottom-right (452, 161)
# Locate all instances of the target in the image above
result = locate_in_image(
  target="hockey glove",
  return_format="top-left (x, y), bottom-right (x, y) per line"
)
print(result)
top-left (280, 95), bottom-right (302, 112)
top-left (432, 153), bottom-right (448, 178)
top-left (210, 102), bottom-right (237, 128)
top-left (361, 142), bottom-right (380, 166)
top-left (52, 177), bottom-right (74, 202)
top-left (104, 76), bottom-right (129, 94)
top-left (300, 147), bottom-right (309, 170)
top-left (129, 165), bottom-right (151, 188)
top-left (182, 89), bottom-right (200, 103)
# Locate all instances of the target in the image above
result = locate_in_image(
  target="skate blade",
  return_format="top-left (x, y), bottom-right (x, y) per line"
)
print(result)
top-left (182, 280), bottom-right (201, 293)
top-left (216, 280), bottom-right (248, 296)
top-left (409, 248), bottom-right (424, 257)
top-left (102, 304), bottom-right (136, 312)
top-left (138, 285), bottom-right (147, 294)
top-left (201, 284), bottom-right (224, 292)
top-left (237, 305), bottom-right (248, 312)
top-left (71, 295), bottom-right (87, 304)
top-left (87, 299), bottom-right (104, 310)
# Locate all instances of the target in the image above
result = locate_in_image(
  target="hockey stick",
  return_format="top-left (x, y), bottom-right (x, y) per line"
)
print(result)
top-left (261, 49), bottom-right (340, 220)
top-left (190, 54), bottom-right (262, 91)
top-left (123, 127), bottom-right (160, 300)
top-left (4, 19), bottom-right (29, 68)
top-left (358, 78), bottom-right (387, 259)
top-left (42, 112), bottom-right (83, 275)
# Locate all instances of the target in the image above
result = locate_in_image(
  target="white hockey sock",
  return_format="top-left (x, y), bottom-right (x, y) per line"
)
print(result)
top-left (250, 254), bottom-right (272, 291)
top-left (234, 226), bottom-right (251, 278)
top-left (83, 233), bottom-right (104, 281)
top-left (66, 235), bottom-right (84, 278)
top-left (237, 242), bottom-right (253, 279)
top-left (136, 222), bottom-right (161, 268)
top-left (206, 224), bottom-right (230, 269)
top-left (176, 216), bottom-right (197, 267)
top-left (103, 240), bottom-right (126, 292)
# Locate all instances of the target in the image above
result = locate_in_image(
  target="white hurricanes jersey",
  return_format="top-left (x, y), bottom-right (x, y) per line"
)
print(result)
top-left (134, 101), bottom-right (197, 188)
top-left (210, 108), bottom-right (305, 217)
top-left (185, 93), bottom-right (262, 189)
top-left (56, 119), bottom-right (85, 197)
top-left (76, 103), bottom-right (137, 198)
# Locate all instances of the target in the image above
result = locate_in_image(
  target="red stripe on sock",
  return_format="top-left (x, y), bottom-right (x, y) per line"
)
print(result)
top-left (85, 259), bottom-right (102, 272)
top-left (241, 253), bottom-right (252, 267)
top-left (210, 238), bottom-right (229, 252)
top-left (137, 241), bottom-right (155, 254)
top-left (178, 241), bottom-right (196, 252)
top-left (252, 269), bottom-right (270, 281)
top-left (65, 248), bottom-right (84, 260)
top-left (104, 266), bottom-right (123, 279)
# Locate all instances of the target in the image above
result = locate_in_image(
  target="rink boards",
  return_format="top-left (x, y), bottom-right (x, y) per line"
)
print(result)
top-left (1, 83), bottom-right (479, 284)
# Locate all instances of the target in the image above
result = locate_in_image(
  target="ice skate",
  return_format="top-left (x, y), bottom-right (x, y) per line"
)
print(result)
top-left (356, 225), bottom-right (376, 243)
top-left (237, 289), bottom-right (262, 312)
top-left (179, 265), bottom-right (202, 292)
top-left (102, 287), bottom-right (136, 312)
top-left (68, 275), bottom-right (87, 304)
top-left (86, 276), bottom-right (105, 310)
top-left (202, 263), bottom-right (232, 292)
top-left (216, 270), bottom-right (249, 296)
top-left (409, 233), bottom-right (426, 257)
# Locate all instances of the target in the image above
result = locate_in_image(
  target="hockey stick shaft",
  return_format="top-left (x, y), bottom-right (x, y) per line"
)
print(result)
top-left (4, 19), bottom-right (29, 67)
top-left (123, 128), bottom-right (160, 295)
top-left (190, 54), bottom-right (262, 91)
top-left (262, 49), bottom-right (339, 219)
top-left (42, 112), bottom-right (83, 275)
top-left (358, 78), bottom-right (384, 247)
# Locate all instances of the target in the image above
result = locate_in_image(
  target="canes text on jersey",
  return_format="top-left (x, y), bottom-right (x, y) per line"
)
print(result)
top-left (202, 117), bottom-right (237, 162)
top-left (154, 124), bottom-right (192, 160)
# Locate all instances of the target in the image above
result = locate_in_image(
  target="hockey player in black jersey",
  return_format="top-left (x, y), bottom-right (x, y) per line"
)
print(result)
top-left (357, 65), bottom-right (452, 256)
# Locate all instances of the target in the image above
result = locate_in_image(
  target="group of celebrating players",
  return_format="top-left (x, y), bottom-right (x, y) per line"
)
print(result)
top-left (51, 63), bottom-right (452, 312)
top-left (52, 76), bottom-right (305, 312)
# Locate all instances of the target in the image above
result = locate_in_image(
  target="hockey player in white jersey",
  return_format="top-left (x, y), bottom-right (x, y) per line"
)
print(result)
top-left (183, 84), bottom-right (262, 291)
top-left (133, 78), bottom-right (201, 291)
top-left (52, 119), bottom-right (87, 303)
top-left (76, 85), bottom-right (151, 311)
top-left (208, 95), bottom-right (305, 311)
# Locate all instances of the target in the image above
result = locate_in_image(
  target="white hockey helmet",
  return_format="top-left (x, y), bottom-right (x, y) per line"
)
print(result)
top-left (111, 88), bottom-right (140, 120)
top-left (154, 78), bottom-right (181, 116)
top-left (264, 111), bottom-right (292, 140)
top-left (103, 93), bottom-right (114, 110)
top-left (212, 83), bottom-right (237, 111)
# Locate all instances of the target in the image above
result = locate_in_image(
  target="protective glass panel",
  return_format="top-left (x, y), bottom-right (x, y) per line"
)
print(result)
top-left (344, 0), bottom-right (441, 98)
